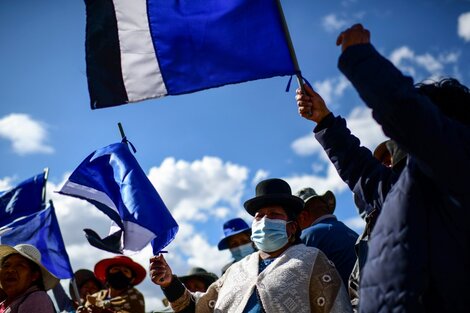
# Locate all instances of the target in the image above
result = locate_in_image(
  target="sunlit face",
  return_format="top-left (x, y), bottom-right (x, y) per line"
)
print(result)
top-left (227, 232), bottom-right (252, 249)
top-left (254, 205), bottom-right (289, 221)
top-left (254, 205), bottom-right (298, 240)
top-left (183, 277), bottom-right (207, 293)
top-left (0, 254), bottom-right (40, 299)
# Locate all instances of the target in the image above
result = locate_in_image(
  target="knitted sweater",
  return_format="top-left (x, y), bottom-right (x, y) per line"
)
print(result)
top-left (167, 244), bottom-right (352, 313)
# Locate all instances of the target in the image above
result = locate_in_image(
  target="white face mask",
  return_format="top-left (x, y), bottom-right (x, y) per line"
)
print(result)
top-left (229, 242), bottom-right (256, 261)
top-left (250, 217), bottom-right (289, 252)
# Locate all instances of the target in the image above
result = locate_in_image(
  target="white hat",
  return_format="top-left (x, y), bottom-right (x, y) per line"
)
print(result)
top-left (0, 244), bottom-right (59, 290)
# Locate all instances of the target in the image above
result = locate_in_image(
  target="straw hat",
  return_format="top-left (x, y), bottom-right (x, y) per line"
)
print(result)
top-left (0, 244), bottom-right (59, 290)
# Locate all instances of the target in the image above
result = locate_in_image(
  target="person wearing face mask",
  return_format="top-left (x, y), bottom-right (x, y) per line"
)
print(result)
top-left (149, 178), bottom-right (352, 313)
top-left (77, 256), bottom-right (146, 313)
top-left (217, 218), bottom-right (257, 274)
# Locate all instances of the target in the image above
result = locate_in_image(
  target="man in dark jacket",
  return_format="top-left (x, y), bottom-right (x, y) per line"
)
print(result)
top-left (295, 23), bottom-right (470, 312)
top-left (295, 187), bottom-right (358, 286)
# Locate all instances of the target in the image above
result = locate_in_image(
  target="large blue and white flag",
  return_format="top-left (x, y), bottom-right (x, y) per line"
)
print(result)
top-left (58, 142), bottom-right (178, 255)
top-left (85, 0), bottom-right (297, 109)
top-left (0, 201), bottom-right (74, 279)
top-left (0, 171), bottom-right (46, 228)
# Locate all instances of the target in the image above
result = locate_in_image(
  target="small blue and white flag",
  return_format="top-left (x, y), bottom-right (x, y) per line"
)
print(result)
top-left (85, 0), bottom-right (297, 109)
top-left (0, 171), bottom-right (46, 228)
top-left (58, 142), bottom-right (178, 255)
top-left (0, 201), bottom-right (74, 279)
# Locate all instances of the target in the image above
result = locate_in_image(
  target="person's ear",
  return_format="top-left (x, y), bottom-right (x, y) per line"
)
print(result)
top-left (296, 211), bottom-right (308, 229)
top-left (287, 221), bottom-right (299, 241)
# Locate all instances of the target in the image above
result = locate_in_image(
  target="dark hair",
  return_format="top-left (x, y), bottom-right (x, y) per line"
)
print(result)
top-left (28, 261), bottom-right (45, 290)
top-left (416, 78), bottom-right (470, 126)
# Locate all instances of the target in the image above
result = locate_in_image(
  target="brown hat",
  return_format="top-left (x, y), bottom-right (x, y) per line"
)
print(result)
top-left (295, 187), bottom-right (336, 214)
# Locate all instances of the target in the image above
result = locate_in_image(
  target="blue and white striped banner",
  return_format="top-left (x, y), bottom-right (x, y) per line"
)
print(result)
top-left (85, 0), bottom-right (296, 109)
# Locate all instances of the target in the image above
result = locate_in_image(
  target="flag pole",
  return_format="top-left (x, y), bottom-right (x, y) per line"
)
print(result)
top-left (275, 0), bottom-right (304, 92)
top-left (71, 278), bottom-right (82, 306)
top-left (118, 122), bottom-right (126, 140)
top-left (42, 168), bottom-right (49, 204)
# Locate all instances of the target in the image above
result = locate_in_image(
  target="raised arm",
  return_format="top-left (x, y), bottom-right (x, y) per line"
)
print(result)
top-left (336, 24), bottom-right (470, 191)
top-left (296, 84), bottom-right (396, 210)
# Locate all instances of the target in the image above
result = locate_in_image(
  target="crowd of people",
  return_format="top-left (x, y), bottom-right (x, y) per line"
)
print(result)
top-left (1, 23), bottom-right (468, 313)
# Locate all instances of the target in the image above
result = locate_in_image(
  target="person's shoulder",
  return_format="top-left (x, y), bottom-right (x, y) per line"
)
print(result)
top-left (129, 287), bottom-right (144, 297)
top-left (305, 221), bottom-right (333, 233)
top-left (288, 243), bottom-right (322, 256)
top-left (19, 290), bottom-right (54, 312)
top-left (22, 289), bottom-right (49, 300)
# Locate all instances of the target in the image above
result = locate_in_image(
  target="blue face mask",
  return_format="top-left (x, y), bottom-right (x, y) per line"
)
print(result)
top-left (250, 217), bottom-right (289, 253)
top-left (230, 242), bottom-right (256, 261)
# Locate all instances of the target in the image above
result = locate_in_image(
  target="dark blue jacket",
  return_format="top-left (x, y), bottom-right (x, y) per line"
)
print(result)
top-left (317, 43), bottom-right (470, 312)
top-left (301, 215), bottom-right (358, 285)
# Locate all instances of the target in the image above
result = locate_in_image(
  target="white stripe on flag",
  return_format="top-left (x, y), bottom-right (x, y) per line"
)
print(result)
top-left (59, 181), bottom-right (118, 214)
top-left (121, 220), bottom-right (157, 254)
top-left (113, 0), bottom-right (167, 102)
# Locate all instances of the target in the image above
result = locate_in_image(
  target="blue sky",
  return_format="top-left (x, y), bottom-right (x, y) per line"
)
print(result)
top-left (1, 0), bottom-right (469, 310)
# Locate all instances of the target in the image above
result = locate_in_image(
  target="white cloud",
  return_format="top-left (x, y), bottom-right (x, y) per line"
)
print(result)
top-left (346, 107), bottom-right (388, 150)
top-left (251, 170), bottom-right (269, 186)
top-left (388, 46), bottom-right (460, 80)
top-left (0, 113), bottom-right (54, 155)
top-left (343, 216), bottom-right (365, 233)
top-left (313, 76), bottom-right (350, 105)
top-left (291, 133), bottom-right (319, 157)
top-left (288, 106), bottom-right (387, 196)
top-left (458, 12), bottom-right (470, 41)
top-left (0, 177), bottom-right (13, 190)
top-left (291, 106), bottom-right (387, 158)
top-left (322, 14), bottom-right (348, 32)
top-left (148, 156), bottom-right (248, 222)
top-left (286, 164), bottom-right (346, 197)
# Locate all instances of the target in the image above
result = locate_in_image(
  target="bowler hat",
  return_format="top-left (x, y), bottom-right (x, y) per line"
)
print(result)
top-left (217, 218), bottom-right (251, 250)
top-left (244, 178), bottom-right (304, 216)
top-left (296, 187), bottom-right (336, 214)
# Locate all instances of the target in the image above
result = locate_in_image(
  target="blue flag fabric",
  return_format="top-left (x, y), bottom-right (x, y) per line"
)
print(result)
top-left (0, 201), bottom-right (73, 279)
top-left (85, 0), bottom-right (296, 109)
top-left (0, 171), bottom-right (46, 228)
top-left (58, 142), bottom-right (178, 255)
